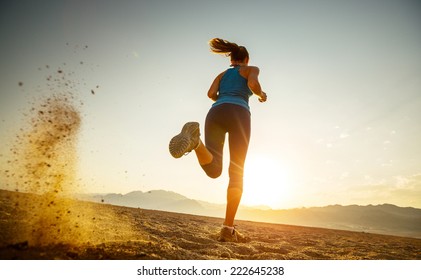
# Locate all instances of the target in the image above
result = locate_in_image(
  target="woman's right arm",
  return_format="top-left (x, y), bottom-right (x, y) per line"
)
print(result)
top-left (247, 67), bottom-right (267, 102)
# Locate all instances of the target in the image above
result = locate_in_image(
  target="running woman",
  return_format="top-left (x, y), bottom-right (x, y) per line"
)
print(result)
top-left (169, 38), bottom-right (267, 242)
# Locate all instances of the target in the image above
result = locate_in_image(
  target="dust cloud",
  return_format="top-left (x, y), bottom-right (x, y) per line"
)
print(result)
top-left (10, 94), bottom-right (86, 245)
top-left (3, 48), bottom-right (102, 246)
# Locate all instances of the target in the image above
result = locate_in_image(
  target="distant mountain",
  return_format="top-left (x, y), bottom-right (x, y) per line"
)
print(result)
top-left (237, 204), bottom-right (421, 238)
top-left (76, 190), bottom-right (421, 239)
top-left (76, 190), bottom-right (205, 215)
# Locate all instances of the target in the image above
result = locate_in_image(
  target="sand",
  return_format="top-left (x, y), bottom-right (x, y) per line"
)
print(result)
top-left (0, 189), bottom-right (420, 260)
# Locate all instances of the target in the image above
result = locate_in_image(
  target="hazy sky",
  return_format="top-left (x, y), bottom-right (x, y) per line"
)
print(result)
top-left (1, 0), bottom-right (421, 209)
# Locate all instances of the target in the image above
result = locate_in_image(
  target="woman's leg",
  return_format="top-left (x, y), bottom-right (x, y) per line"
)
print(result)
top-left (198, 106), bottom-right (226, 178)
top-left (224, 188), bottom-right (243, 227)
top-left (223, 107), bottom-right (251, 227)
top-left (194, 139), bottom-right (213, 166)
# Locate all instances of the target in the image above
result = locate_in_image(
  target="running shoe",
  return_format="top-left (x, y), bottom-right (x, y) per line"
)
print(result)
top-left (217, 226), bottom-right (250, 243)
top-left (169, 122), bottom-right (200, 158)
top-left (217, 227), bottom-right (238, 242)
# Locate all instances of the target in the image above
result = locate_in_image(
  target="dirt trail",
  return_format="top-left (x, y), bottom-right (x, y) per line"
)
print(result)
top-left (1, 190), bottom-right (420, 260)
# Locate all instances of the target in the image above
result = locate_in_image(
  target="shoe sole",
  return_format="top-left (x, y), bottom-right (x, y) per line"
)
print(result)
top-left (169, 122), bottom-right (199, 158)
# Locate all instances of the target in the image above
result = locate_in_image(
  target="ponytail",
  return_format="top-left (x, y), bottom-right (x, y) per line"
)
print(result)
top-left (209, 38), bottom-right (249, 62)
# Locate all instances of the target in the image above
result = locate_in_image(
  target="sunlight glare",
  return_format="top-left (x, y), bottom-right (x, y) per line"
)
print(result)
top-left (242, 154), bottom-right (291, 209)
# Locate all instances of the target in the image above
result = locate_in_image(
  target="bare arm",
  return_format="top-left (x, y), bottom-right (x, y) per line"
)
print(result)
top-left (207, 71), bottom-right (225, 101)
top-left (247, 67), bottom-right (267, 102)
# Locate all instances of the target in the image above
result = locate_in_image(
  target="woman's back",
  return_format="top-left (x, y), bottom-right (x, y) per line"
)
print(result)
top-left (213, 67), bottom-right (253, 110)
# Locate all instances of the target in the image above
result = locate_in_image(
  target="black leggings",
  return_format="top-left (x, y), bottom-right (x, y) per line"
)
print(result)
top-left (201, 103), bottom-right (251, 190)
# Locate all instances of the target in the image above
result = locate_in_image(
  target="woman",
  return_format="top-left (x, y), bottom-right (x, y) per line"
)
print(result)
top-left (169, 38), bottom-right (267, 242)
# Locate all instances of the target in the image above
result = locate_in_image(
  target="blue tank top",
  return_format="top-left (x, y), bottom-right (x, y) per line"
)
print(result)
top-left (212, 66), bottom-right (253, 111)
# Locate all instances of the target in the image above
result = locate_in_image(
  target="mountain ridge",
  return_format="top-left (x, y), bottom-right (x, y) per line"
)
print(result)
top-left (76, 189), bottom-right (421, 239)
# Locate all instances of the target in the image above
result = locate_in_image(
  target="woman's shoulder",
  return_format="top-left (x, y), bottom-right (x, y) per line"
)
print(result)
top-left (246, 65), bottom-right (260, 72)
top-left (239, 66), bottom-right (259, 78)
top-left (217, 70), bottom-right (227, 79)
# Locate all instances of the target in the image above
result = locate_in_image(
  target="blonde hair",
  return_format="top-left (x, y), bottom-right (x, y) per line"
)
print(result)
top-left (209, 38), bottom-right (249, 62)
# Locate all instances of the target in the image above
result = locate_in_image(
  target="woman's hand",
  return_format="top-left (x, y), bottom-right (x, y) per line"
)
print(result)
top-left (258, 91), bottom-right (267, 103)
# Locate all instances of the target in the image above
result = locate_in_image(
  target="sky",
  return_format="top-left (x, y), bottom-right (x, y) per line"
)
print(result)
top-left (1, 0), bottom-right (421, 209)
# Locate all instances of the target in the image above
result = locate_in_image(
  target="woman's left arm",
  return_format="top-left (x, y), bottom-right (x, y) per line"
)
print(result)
top-left (207, 72), bottom-right (224, 101)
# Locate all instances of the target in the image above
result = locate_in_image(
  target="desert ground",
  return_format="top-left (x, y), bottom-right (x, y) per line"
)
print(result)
top-left (0, 189), bottom-right (420, 260)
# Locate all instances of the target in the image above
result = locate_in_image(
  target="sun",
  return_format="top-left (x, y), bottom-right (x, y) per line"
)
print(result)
top-left (242, 154), bottom-right (291, 209)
